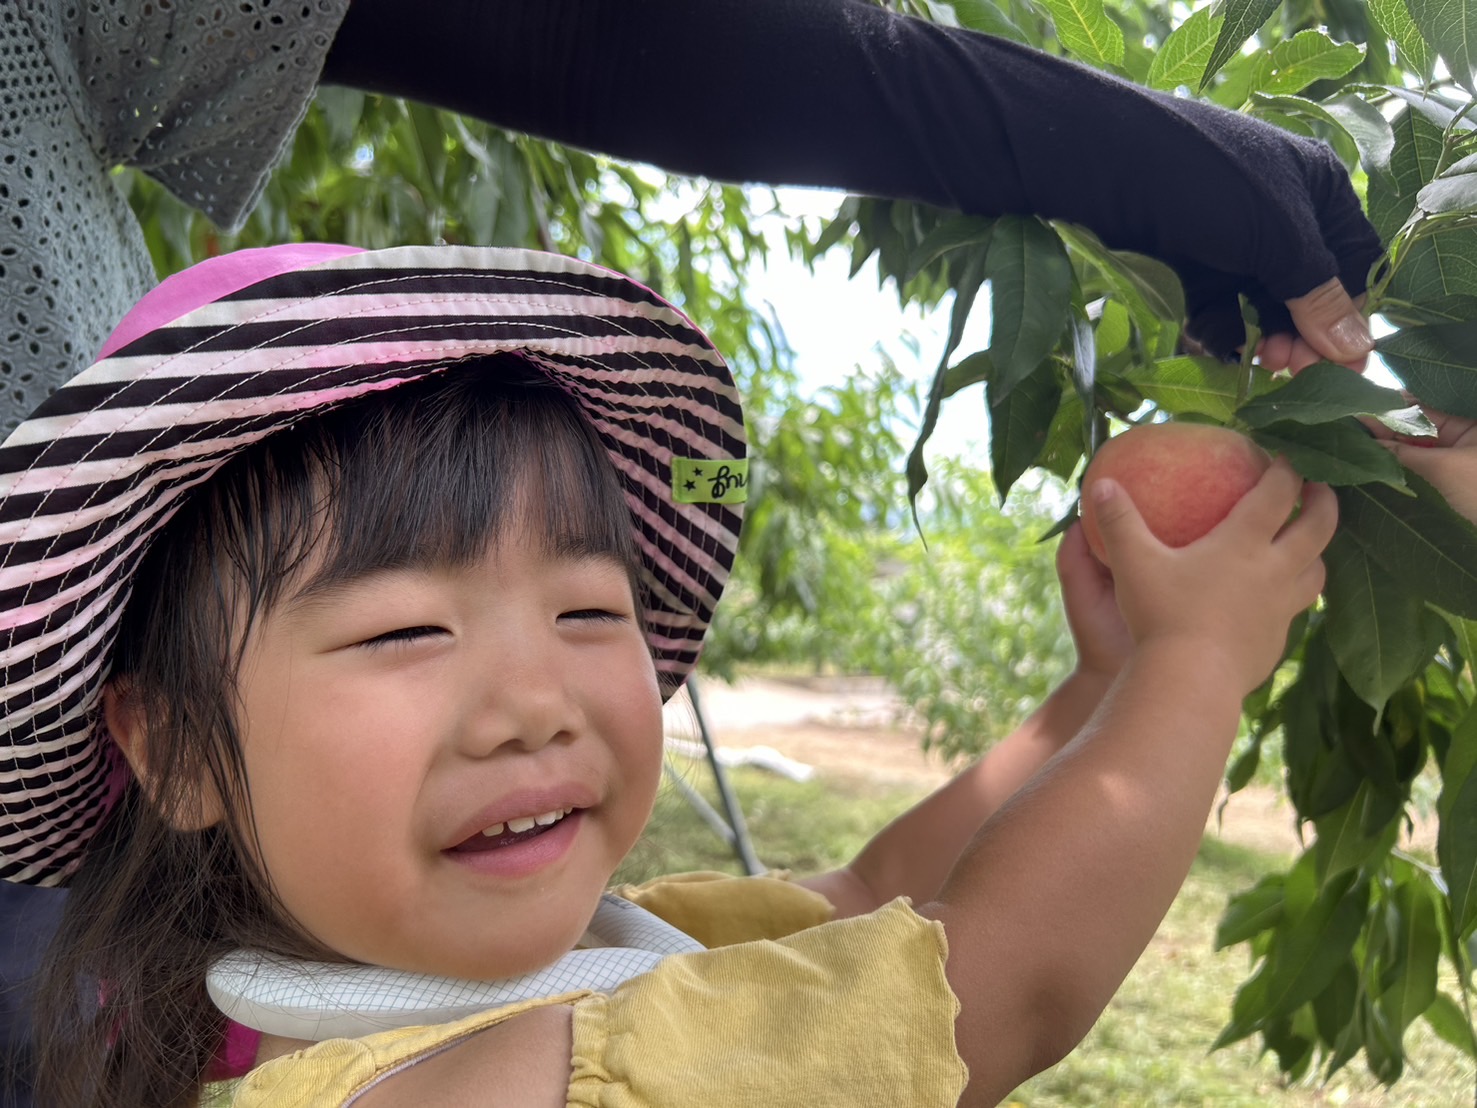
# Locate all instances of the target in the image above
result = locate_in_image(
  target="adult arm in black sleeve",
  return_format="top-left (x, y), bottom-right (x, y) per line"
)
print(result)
top-left (322, 0), bottom-right (1382, 363)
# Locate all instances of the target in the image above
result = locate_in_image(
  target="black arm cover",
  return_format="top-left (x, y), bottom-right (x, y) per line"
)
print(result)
top-left (324, 0), bottom-right (1382, 353)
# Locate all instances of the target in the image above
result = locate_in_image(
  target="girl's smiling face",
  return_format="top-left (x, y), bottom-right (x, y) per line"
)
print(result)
top-left (104, 365), bottom-right (670, 983)
top-left (233, 531), bottom-right (663, 981)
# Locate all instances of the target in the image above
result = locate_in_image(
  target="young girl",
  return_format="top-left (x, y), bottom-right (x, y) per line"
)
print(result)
top-left (3, 243), bottom-right (1338, 1107)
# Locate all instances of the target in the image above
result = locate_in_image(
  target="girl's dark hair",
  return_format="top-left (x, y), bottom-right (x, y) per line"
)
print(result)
top-left (31, 358), bottom-right (643, 1108)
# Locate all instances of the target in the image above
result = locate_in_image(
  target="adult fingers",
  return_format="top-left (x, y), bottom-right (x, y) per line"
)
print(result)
top-left (1285, 279), bottom-right (1373, 368)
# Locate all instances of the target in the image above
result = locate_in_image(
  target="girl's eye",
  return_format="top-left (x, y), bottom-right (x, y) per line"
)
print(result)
top-left (360, 625), bottom-right (447, 649)
top-left (560, 609), bottom-right (629, 624)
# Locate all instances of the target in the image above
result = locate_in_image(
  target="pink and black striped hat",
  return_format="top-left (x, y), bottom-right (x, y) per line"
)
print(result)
top-left (0, 244), bottom-right (748, 886)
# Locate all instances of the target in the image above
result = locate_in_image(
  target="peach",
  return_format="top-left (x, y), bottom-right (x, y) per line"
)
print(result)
top-left (1079, 422), bottom-right (1272, 563)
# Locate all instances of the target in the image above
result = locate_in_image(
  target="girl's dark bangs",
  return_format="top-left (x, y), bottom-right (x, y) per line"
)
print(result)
top-left (300, 358), bottom-right (641, 602)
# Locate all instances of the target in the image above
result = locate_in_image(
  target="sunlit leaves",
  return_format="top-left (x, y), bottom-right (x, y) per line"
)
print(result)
top-left (1254, 31), bottom-right (1365, 96)
top-left (1406, 0), bottom-right (1477, 92)
top-left (1201, 0), bottom-right (1281, 88)
top-left (1370, 0), bottom-right (1437, 80)
top-left (1146, 5), bottom-right (1219, 91)
top-left (1036, 0), bottom-right (1125, 67)
top-left (1125, 356), bottom-right (1264, 421)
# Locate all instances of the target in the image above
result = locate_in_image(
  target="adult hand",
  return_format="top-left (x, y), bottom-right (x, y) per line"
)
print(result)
top-left (1256, 285), bottom-right (1372, 375)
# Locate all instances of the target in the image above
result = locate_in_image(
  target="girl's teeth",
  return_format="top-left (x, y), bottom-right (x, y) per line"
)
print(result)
top-left (481, 807), bottom-right (572, 837)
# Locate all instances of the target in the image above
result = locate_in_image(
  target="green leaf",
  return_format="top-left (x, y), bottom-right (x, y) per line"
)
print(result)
top-left (1201, 0), bottom-right (1281, 88)
top-left (1376, 323), bottom-right (1477, 419)
top-left (1038, 390), bottom-right (1087, 481)
top-left (1126, 356), bottom-right (1270, 422)
top-left (1423, 992), bottom-right (1477, 1058)
top-left (1336, 475), bottom-right (1477, 619)
top-left (1439, 703), bottom-right (1477, 937)
top-left (1378, 879), bottom-right (1441, 1036)
top-left (1055, 224), bottom-right (1185, 331)
top-left (1322, 94), bottom-right (1398, 190)
top-left (1323, 532), bottom-right (1435, 713)
top-left (1236, 362), bottom-right (1409, 428)
top-left (1445, 611), bottom-right (1477, 672)
top-left (1314, 962), bottom-right (1361, 1053)
top-left (1250, 419), bottom-right (1411, 490)
top-left (1216, 875), bottom-right (1286, 949)
top-left (1375, 405), bottom-right (1441, 438)
top-left (987, 361), bottom-right (1062, 504)
top-left (1317, 785), bottom-right (1394, 892)
top-left (1147, 6), bottom-right (1221, 90)
top-left (1407, 0), bottom-right (1477, 92)
top-left (909, 252), bottom-right (988, 509)
top-left (905, 215), bottom-right (996, 283)
top-left (1094, 299), bottom-right (1131, 356)
top-left (1255, 31), bottom-right (1365, 96)
top-left (941, 350), bottom-right (993, 399)
top-left (1215, 868), bottom-right (1369, 1047)
top-left (1036, 0), bottom-right (1125, 66)
top-left (950, 0), bottom-right (1034, 42)
top-left (1417, 165), bottom-right (1477, 216)
top-left (985, 217), bottom-right (1074, 399)
top-left (1370, 0), bottom-right (1436, 78)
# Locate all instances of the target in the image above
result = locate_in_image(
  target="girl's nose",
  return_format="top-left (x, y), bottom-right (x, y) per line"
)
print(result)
top-left (456, 631), bottom-right (581, 758)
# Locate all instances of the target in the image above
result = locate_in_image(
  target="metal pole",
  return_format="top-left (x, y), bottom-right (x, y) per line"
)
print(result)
top-left (685, 674), bottom-right (765, 876)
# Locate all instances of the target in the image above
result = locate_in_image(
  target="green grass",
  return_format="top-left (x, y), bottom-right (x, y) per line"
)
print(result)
top-left (637, 761), bottom-right (1477, 1107)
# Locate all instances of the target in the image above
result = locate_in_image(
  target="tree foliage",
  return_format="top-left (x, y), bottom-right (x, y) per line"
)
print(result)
top-left (800, 0), bottom-right (1477, 1090)
top-left (122, 0), bottom-right (1477, 1092)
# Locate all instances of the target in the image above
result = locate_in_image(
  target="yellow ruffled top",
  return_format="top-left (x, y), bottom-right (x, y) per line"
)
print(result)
top-left (227, 872), bottom-right (966, 1107)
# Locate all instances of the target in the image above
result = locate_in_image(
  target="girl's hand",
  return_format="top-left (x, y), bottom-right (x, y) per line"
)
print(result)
top-left (1089, 459), bottom-right (1337, 697)
top-left (1374, 408), bottom-right (1477, 524)
top-left (1056, 523), bottom-right (1133, 684)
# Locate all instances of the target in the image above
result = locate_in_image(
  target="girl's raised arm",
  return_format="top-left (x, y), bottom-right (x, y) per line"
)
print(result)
top-left (800, 524), bottom-right (1132, 916)
top-left (922, 462), bottom-right (1336, 1106)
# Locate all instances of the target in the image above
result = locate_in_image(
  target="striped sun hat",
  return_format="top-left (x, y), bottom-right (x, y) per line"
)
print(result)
top-left (0, 243), bottom-right (748, 886)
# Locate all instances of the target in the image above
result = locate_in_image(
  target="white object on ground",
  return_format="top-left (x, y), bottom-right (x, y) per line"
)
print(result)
top-left (664, 737), bottom-right (815, 782)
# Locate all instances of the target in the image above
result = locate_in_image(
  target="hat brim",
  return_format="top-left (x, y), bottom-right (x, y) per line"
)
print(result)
top-left (0, 245), bottom-right (746, 885)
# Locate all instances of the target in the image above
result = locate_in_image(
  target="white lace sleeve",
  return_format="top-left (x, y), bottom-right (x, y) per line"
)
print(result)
top-left (33, 0), bottom-right (351, 229)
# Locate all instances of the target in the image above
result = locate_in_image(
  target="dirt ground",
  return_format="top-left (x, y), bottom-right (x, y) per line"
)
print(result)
top-left (664, 675), bottom-right (1439, 859)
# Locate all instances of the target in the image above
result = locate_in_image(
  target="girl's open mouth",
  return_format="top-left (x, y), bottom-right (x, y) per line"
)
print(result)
top-left (450, 806), bottom-right (577, 854)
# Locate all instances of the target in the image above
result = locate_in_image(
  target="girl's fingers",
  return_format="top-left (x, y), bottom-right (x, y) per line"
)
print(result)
top-left (1224, 457), bottom-right (1304, 536)
top-left (1276, 481), bottom-right (1339, 559)
top-left (1088, 479), bottom-right (1157, 567)
top-left (1293, 557), bottom-right (1330, 610)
